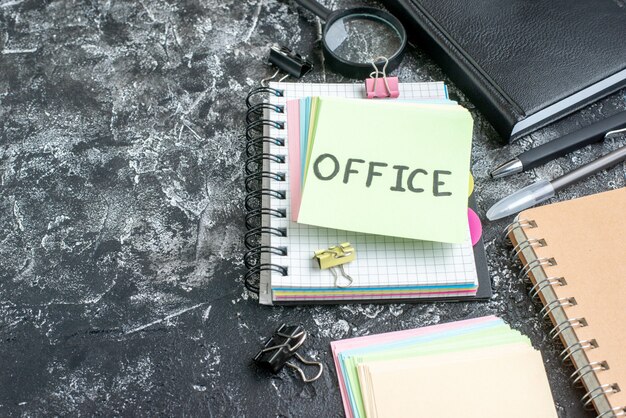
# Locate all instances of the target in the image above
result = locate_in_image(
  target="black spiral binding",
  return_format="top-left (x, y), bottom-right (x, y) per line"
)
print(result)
top-left (244, 86), bottom-right (289, 294)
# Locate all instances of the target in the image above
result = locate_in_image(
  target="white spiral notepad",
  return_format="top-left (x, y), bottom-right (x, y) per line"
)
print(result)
top-left (246, 81), bottom-right (484, 305)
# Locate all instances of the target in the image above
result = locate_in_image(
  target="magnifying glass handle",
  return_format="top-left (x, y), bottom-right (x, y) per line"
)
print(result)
top-left (293, 0), bottom-right (331, 21)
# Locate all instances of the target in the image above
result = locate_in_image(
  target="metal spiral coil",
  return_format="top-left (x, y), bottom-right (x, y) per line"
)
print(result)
top-left (245, 86), bottom-right (283, 108)
top-left (506, 217), bottom-right (614, 412)
top-left (503, 218), bottom-right (537, 240)
top-left (582, 384), bottom-right (621, 410)
top-left (549, 317), bottom-right (588, 340)
top-left (246, 102), bottom-right (284, 123)
top-left (571, 361), bottom-right (609, 387)
top-left (560, 339), bottom-right (598, 365)
top-left (510, 237), bottom-right (547, 259)
top-left (243, 86), bottom-right (288, 293)
top-left (597, 407), bottom-right (626, 418)
top-left (518, 257), bottom-right (557, 282)
top-left (540, 297), bottom-right (577, 320)
top-left (528, 276), bottom-right (566, 302)
top-left (244, 246), bottom-right (287, 269)
top-left (245, 208), bottom-right (286, 230)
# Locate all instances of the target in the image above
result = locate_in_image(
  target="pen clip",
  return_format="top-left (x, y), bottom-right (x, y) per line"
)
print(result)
top-left (605, 127), bottom-right (626, 139)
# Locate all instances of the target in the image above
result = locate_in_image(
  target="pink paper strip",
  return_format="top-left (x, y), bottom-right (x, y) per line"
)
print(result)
top-left (286, 100), bottom-right (301, 221)
top-left (274, 289), bottom-right (476, 300)
top-left (468, 208), bottom-right (483, 246)
top-left (330, 316), bottom-right (499, 418)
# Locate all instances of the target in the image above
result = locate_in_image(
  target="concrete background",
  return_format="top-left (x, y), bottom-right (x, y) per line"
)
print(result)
top-left (1, 0), bottom-right (624, 416)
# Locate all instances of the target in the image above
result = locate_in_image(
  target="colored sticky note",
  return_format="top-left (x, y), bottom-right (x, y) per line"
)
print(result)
top-left (303, 97), bottom-right (320, 184)
top-left (339, 322), bottom-right (527, 418)
top-left (297, 98), bottom-right (474, 243)
top-left (331, 316), bottom-right (556, 418)
top-left (299, 97), bottom-right (311, 179)
top-left (331, 316), bottom-right (501, 418)
top-left (287, 99), bottom-right (302, 221)
top-left (468, 208), bottom-right (482, 246)
top-left (358, 347), bottom-right (557, 418)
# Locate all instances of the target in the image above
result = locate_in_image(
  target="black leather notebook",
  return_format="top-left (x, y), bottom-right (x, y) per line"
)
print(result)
top-left (383, 0), bottom-right (626, 143)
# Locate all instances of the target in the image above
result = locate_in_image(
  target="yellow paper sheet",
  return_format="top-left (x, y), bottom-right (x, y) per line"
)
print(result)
top-left (359, 345), bottom-right (557, 418)
top-left (297, 98), bottom-right (473, 243)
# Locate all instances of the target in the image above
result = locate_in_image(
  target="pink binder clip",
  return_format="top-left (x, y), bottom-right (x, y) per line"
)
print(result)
top-left (365, 57), bottom-right (399, 99)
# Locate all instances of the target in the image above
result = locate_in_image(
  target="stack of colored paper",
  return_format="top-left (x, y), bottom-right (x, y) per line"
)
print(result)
top-left (288, 97), bottom-right (473, 244)
top-left (331, 316), bottom-right (557, 418)
top-left (273, 95), bottom-right (481, 302)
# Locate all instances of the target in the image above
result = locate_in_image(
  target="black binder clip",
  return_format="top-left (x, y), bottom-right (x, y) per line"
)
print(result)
top-left (262, 45), bottom-right (313, 86)
top-left (269, 45), bottom-right (313, 79)
top-left (253, 324), bottom-right (323, 383)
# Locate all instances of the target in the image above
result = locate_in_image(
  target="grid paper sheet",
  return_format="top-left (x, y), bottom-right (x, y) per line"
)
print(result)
top-left (264, 82), bottom-right (478, 300)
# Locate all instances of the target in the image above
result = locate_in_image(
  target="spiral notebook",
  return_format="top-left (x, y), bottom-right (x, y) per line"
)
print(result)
top-left (244, 81), bottom-right (491, 305)
top-left (508, 187), bottom-right (626, 416)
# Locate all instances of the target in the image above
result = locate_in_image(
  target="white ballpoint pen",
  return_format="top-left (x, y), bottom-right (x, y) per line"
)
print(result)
top-left (487, 144), bottom-right (626, 220)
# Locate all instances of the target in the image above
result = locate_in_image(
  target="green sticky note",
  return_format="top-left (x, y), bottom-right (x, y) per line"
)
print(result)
top-left (303, 97), bottom-right (320, 185)
top-left (297, 98), bottom-right (474, 243)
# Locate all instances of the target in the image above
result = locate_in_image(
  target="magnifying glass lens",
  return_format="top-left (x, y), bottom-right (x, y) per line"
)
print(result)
top-left (325, 14), bottom-right (403, 64)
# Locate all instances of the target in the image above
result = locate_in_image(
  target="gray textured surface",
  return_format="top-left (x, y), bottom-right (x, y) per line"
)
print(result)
top-left (1, 0), bottom-right (624, 416)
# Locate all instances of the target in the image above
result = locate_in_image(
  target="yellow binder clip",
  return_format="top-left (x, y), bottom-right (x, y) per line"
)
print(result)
top-left (313, 243), bottom-right (356, 288)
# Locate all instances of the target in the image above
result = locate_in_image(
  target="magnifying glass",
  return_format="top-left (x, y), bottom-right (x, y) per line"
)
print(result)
top-left (293, 0), bottom-right (407, 78)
